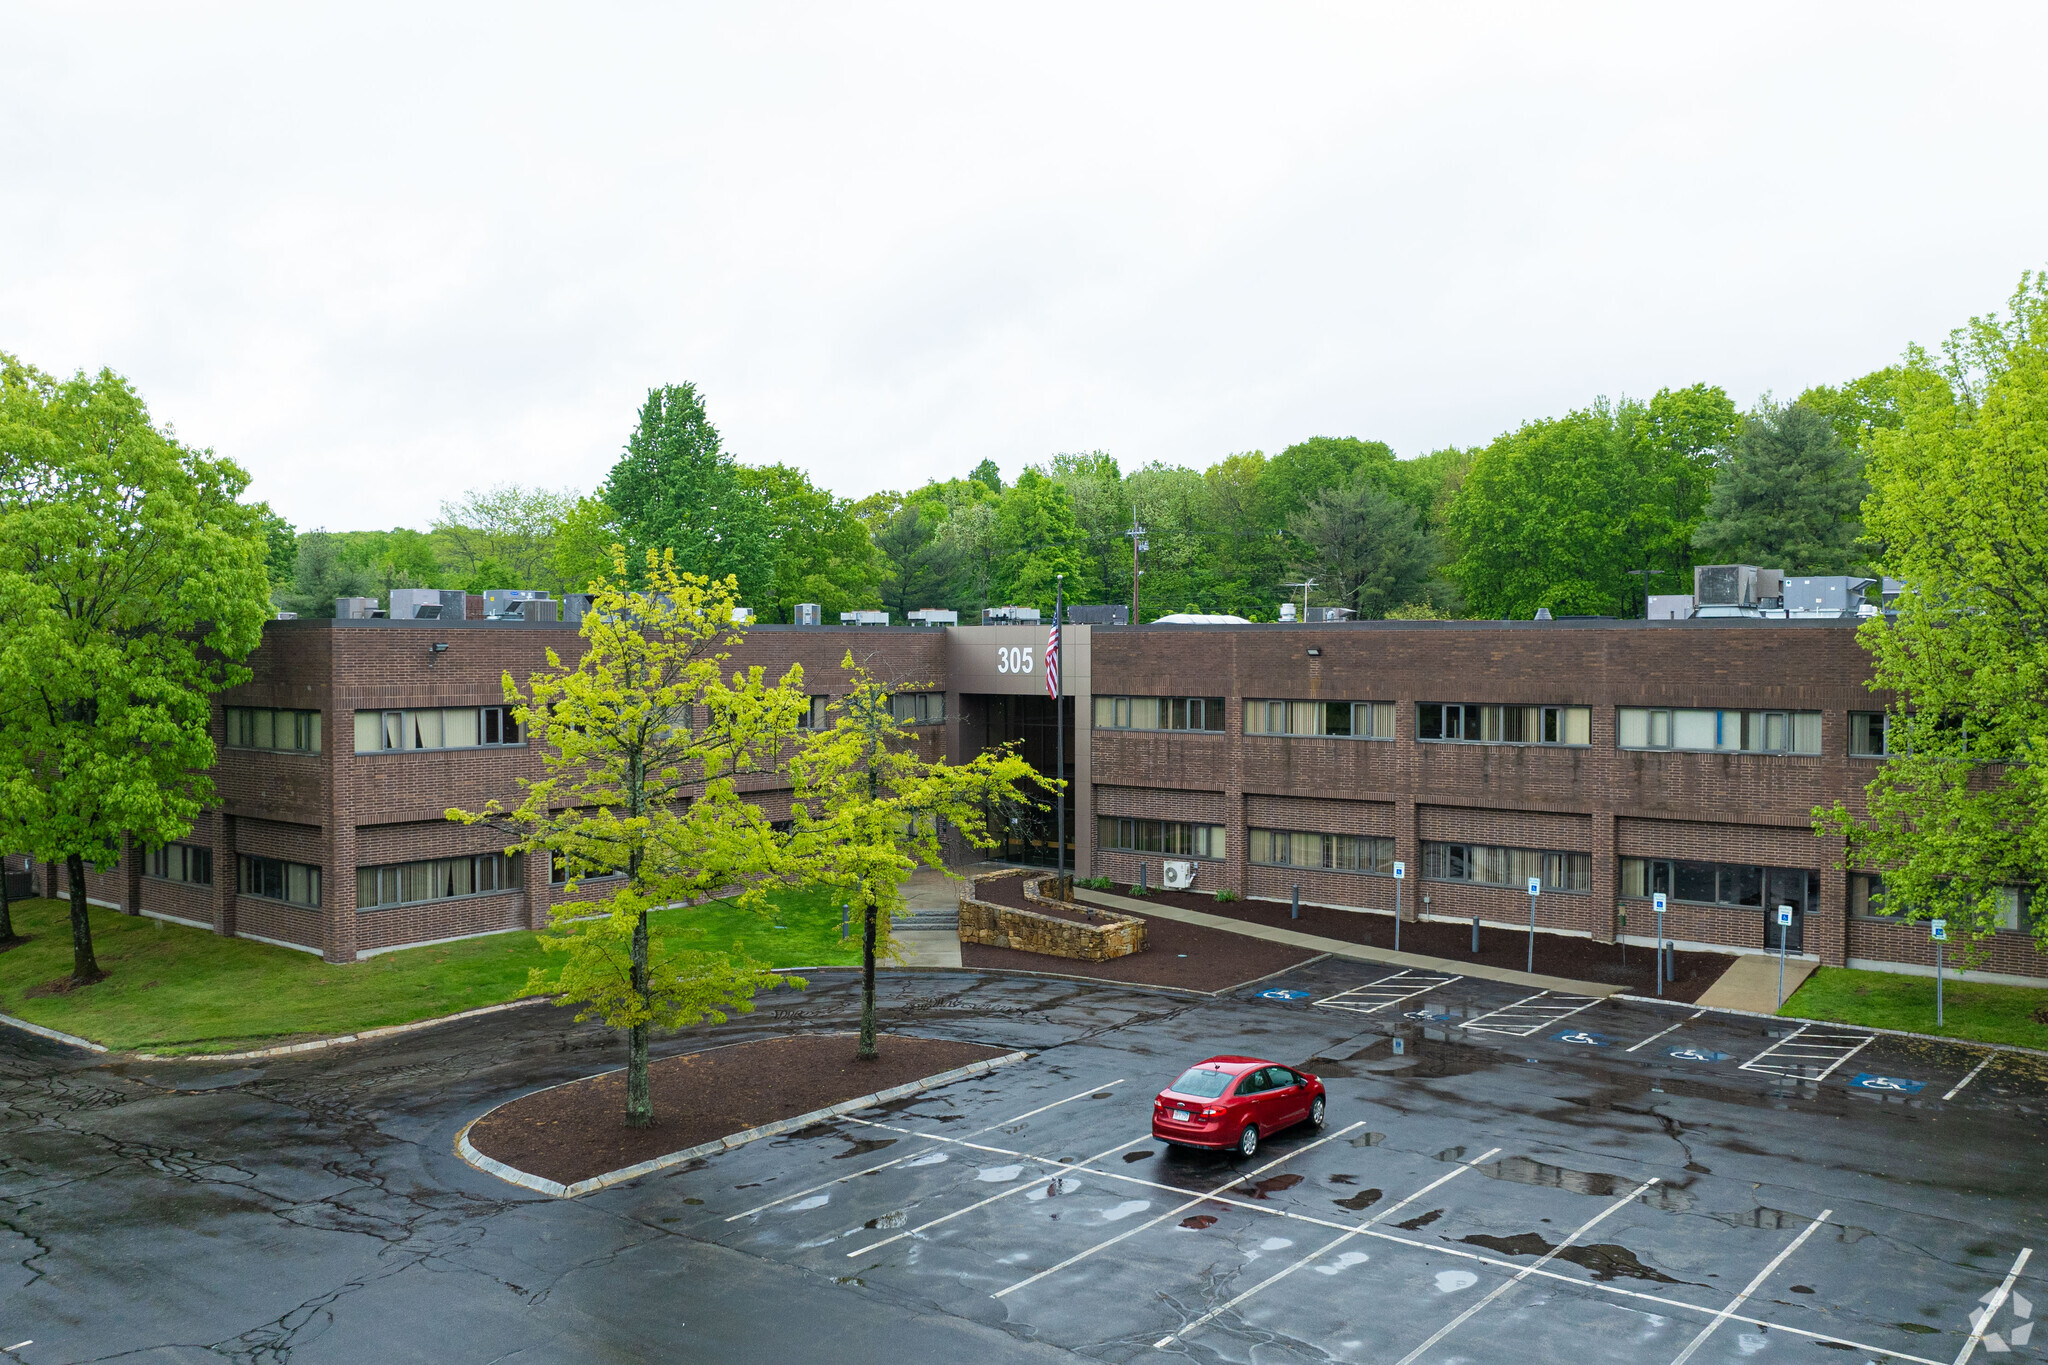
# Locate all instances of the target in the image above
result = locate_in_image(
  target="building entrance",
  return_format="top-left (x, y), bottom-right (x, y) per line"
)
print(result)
top-left (959, 694), bottom-right (1074, 866)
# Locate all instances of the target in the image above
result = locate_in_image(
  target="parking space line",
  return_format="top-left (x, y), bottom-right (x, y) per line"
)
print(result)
top-left (1151, 1145), bottom-right (1503, 1349)
top-left (1461, 991), bottom-right (1549, 1030)
top-left (1811, 1033), bottom-right (1875, 1081)
top-left (1942, 1054), bottom-right (1997, 1102)
top-left (1625, 1010), bottom-right (1706, 1053)
top-left (1739, 1026), bottom-right (1876, 1082)
top-left (726, 1080), bottom-right (1126, 1221)
top-left (1388, 1177), bottom-right (1660, 1365)
top-left (1955, 1248), bottom-right (2032, 1365)
top-left (994, 1121), bottom-right (1368, 1300)
top-left (1315, 970), bottom-right (1463, 1016)
top-left (844, 1135), bottom-right (1149, 1258)
top-left (832, 1122), bottom-right (1944, 1365)
top-left (1667, 1208), bottom-right (1831, 1364)
top-left (1463, 992), bottom-right (1602, 1038)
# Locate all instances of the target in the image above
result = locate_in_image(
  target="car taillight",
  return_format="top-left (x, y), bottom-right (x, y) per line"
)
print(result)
top-left (1199, 1107), bottom-right (1224, 1120)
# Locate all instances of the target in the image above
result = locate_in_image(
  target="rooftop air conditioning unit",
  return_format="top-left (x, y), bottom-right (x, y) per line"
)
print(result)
top-left (795, 602), bottom-right (822, 625)
top-left (1306, 606), bottom-right (1355, 623)
top-left (1647, 594), bottom-right (1693, 620)
top-left (840, 609), bottom-right (891, 626)
top-left (907, 608), bottom-right (958, 627)
top-left (981, 606), bottom-right (1041, 625)
top-left (389, 588), bottom-right (468, 621)
top-left (483, 588), bottom-right (551, 617)
top-left (1693, 564), bottom-right (1760, 609)
top-left (563, 593), bottom-right (596, 624)
top-left (730, 606), bottom-right (754, 625)
top-left (1782, 575), bottom-right (1877, 619)
top-left (1278, 602), bottom-right (1297, 622)
top-left (1065, 604), bottom-right (1128, 625)
top-left (335, 596), bottom-right (377, 620)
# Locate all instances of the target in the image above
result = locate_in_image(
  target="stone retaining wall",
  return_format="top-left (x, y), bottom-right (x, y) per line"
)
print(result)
top-left (957, 870), bottom-right (1147, 961)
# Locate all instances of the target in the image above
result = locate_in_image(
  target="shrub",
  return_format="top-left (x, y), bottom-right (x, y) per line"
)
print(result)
top-left (1214, 889), bottom-right (1240, 903)
top-left (1078, 876), bottom-right (1114, 891)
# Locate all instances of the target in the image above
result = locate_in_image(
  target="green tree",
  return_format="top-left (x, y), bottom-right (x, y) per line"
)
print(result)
top-left (994, 468), bottom-right (1098, 613)
top-left (1046, 451), bottom-right (1128, 605)
top-left (874, 502), bottom-right (961, 618)
top-left (254, 504), bottom-right (297, 594)
top-left (277, 531), bottom-right (378, 616)
top-left (552, 495), bottom-right (624, 596)
top-left (1797, 368), bottom-right (1907, 453)
top-left (602, 383), bottom-right (777, 605)
top-left (741, 464), bottom-right (882, 621)
top-left (434, 484), bottom-right (578, 595)
top-left (1692, 400), bottom-right (1867, 572)
top-left (451, 550), bottom-right (806, 1125)
top-left (0, 356), bottom-right (271, 982)
top-left (786, 661), bottom-right (1043, 1057)
top-left (969, 458), bottom-right (1004, 494)
top-left (1264, 436), bottom-right (1402, 524)
top-left (1200, 452), bottom-right (1286, 618)
top-left (1818, 274), bottom-right (2048, 957)
top-left (1290, 477), bottom-right (1440, 618)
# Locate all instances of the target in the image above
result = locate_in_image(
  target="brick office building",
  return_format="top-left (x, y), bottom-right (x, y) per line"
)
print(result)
top-left (40, 615), bottom-right (2048, 985)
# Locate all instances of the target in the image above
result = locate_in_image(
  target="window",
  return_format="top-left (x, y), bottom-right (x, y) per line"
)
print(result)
top-left (1850, 872), bottom-right (1890, 919)
top-left (1093, 696), bottom-right (1227, 732)
top-left (800, 695), bottom-right (831, 730)
top-left (1621, 858), bottom-right (1819, 912)
top-left (147, 843), bottom-right (213, 886)
top-left (239, 855), bottom-right (321, 907)
top-left (1244, 700), bottom-right (1395, 739)
top-left (354, 706), bottom-right (523, 753)
top-left (1617, 708), bottom-right (1821, 754)
top-left (1423, 842), bottom-right (1591, 892)
top-left (1850, 712), bottom-right (1890, 757)
top-left (358, 853), bottom-right (513, 908)
top-left (1417, 704), bottom-right (1590, 746)
top-left (890, 692), bottom-right (944, 725)
top-left (550, 851), bottom-right (626, 884)
top-left (1096, 816), bottom-right (1226, 859)
top-left (1249, 829), bottom-right (1394, 874)
top-left (225, 707), bottom-right (322, 752)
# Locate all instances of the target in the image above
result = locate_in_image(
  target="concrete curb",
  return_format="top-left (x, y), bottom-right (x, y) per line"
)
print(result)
top-left (1615, 993), bottom-right (2048, 1061)
top-left (1077, 888), bottom-right (1628, 999)
top-left (0, 1011), bottom-right (109, 1053)
top-left (129, 996), bottom-right (557, 1062)
top-left (456, 1044), bottom-right (1033, 1198)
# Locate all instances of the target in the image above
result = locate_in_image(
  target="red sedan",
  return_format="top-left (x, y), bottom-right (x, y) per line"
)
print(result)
top-left (1151, 1055), bottom-right (1326, 1156)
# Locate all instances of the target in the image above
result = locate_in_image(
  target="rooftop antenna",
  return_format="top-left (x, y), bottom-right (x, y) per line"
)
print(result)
top-left (1281, 578), bottom-right (1317, 622)
top-left (1124, 508), bottom-right (1148, 623)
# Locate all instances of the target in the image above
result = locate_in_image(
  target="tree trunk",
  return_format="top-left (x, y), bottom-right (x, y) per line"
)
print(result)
top-left (857, 888), bottom-right (879, 1060)
top-left (66, 853), bottom-right (102, 983)
top-left (0, 855), bottom-right (17, 944)
top-left (627, 906), bottom-right (653, 1126)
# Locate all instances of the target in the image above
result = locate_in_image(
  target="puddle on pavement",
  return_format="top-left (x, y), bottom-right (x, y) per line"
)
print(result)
top-left (1249, 1174), bottom-right (1304, 1199)
top-left (836, 1138), bottom-right (896, 1159)
top-left (1396, 1209), bottom-right (1442, 1230)
top-left (1026, 1177), bottom-right (1081, 1200)
top-left (863, 1210), bottom-right (907, 1230)
top-left (1123, 1150), bottom-right (1155, 1163)
top-left (1441, 1151), bottom-right (1696, 1212)
top-left (1460, 1232), bottom-right (1682, 1283)
top-left (1895, 1323), bottom-right (1940, 1335)
top-left (1179, 1215), bottom-right (1219, 1230)
top-left (1333, 1188), bottom-right (1383, 1212)
top-left (1328, 1173), bottom-right (1358, 1185)
top-left (1349, 1132), bottom-right (1386, 1148)
top-left (1718, 1208), bottom-right (1874, 1242)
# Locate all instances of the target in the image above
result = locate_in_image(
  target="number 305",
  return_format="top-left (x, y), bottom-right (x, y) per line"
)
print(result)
top-left (996, 646), bottom-right (1033, 674)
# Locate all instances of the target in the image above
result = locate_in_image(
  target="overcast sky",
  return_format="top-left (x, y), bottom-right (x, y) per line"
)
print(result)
top-left (4, 4), bottom-right (2044, 531)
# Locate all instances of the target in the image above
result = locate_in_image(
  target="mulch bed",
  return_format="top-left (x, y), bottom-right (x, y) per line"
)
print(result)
top-left (467, 1032), bottom-right (1010, 1187)
top-left (1094, 884), bottom-right (1734, 1004)
top-left (959, 874), bottom-right (1320, 992)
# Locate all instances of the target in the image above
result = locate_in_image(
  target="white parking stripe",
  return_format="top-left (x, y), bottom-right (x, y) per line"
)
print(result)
top-left (1739, 1026), bottom-right (1876, 1081)
top-left (1625, 1010), bottom-right (1706, 1053)
top-left (1461, 991), bottom-right (1549, 1030)
top-left (994, 1122), bottom-right (1367, 1299)
top-left (1152, 1146), bottom-right (1502, 1349)
top-left (1666, 1209), bottom-right (1831, 1364)
top-left (1315, 970), bottom-right (1464, 1015)
top-left (1389, 1178), bottom-right (1661, 1365)
top-left (1463, 993), bottom-right (1602, 1038)
top-left (725, 1079), bottom-right (1125, 1221)
top-left (1943, 1054), bottom-right (1997, 1102)
top-left (1811, 1033), bottom-right (1875, 1082)
top-left (1955, 1248), bottom-right (2032, 1365)
top-left (843, 1119), bottom-right (1945, 1365)
top-left (844, 1135), bottom-right (1148, 1258)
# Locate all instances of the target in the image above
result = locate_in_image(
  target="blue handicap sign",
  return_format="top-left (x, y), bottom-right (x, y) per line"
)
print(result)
top-left (1850, 1073), bottom-right (1926, 1094)
top-left (1553, 1029), bottom-right (1615, 1047)
top-left (1258, 989), bottom-right (1313, 1002)
top-left (1666, 1047), bottom-right (1732, 1063)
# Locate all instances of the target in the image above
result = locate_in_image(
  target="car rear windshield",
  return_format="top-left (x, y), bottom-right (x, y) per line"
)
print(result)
top-left (1168, 1067), bottom-right (1234, 1099)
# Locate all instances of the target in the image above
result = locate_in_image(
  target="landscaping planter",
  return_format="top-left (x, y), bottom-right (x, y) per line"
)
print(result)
top-left (958, 870), bottom-right (1146, 961)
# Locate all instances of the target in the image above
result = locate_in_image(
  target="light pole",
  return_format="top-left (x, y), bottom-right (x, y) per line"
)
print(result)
top-left (1124, 509), bottom-right (1147, 623)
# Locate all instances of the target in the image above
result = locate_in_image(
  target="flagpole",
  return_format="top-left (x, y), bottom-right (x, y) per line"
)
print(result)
top-left (1054, 574), bottom-right (1065, 889)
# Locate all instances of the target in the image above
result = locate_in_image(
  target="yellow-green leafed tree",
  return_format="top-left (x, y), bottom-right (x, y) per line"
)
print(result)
top-left (449, 548), bottom-right (809, 1127)
top-left (786, 658), bottom-right (1048, 1060)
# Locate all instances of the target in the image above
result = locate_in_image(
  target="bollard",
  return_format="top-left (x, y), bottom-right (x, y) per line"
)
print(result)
top-left (1137, 863), bottom-right (1147, 894)
top-left (1471, 916), bottom-right (1480, 955)
top-left (840, 903), bottom-right (849, 941)
top-left (1292, 884), bottom-right (1300, 920)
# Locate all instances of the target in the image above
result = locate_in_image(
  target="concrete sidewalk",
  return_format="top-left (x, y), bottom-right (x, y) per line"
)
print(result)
top-left (1694, 952), bottom-right (1815, 1013)
top-left (1074, 888), bottom-right (1626, 998)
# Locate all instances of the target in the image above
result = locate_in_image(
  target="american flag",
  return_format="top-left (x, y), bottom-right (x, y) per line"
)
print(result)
top-left (1045, 619), bottom-right (1061, 700)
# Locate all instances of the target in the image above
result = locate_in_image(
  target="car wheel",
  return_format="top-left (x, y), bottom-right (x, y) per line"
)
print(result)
top-left (1237, 1125), bottom-right (1259, 1158)
top-left (1309, 1096), bottom-right (1326, 1129)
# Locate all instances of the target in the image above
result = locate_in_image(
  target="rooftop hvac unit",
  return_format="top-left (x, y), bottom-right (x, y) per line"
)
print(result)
top-left (982, 606), bottom-right (1041, 625)
top-left (907, 608), bottom-right (958, 627)
top-left (563, 593), bottom-right (596, 624)
top-left (335, 596), bottom-right (377, 620)
top-left (488, 599), bottom-right (555, 623)
top-left (1278, 602), bottom-right (1297, 622)
top-left (389, 588), bottom-right (468, 621)
top-left (731, 606), bottom-right (754, 625)
top-left (795, 602), bottom-right (822, 625)
top-left (840, 609), bottom-right (891, 626)
top-left (1306, 606), bottom-right (1355, 623)
top-left (1782, 575), bottom-right (1877, 619)
top-left (1692, 564), bottom-right (1788, 611)
top-left (1647, 594), bottom-right (1694, 620)
top-left (1065, 604), bottom-right (1128, 625)
top-left (483, 588), bottom-right (551, 617)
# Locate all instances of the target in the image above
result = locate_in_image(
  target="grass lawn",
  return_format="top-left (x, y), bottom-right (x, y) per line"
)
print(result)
top-left (0, 889), bottom-right (865, 1055)
top-left (1782, 965), bottom-right (2048, 1051)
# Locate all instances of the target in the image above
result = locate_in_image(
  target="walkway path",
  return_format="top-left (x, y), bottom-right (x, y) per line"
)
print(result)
top-left (1694, 952), bottom-right (1814, 1013)
top-left (1074, 887), bottom-right (1625, 998)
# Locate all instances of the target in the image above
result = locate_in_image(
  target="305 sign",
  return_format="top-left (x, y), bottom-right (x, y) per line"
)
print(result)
top-left (995, 646), bottom-right (1035, 674)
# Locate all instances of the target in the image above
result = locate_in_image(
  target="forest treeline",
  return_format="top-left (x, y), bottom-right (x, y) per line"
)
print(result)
top-left (270, 365), bottom-right (1902, 623)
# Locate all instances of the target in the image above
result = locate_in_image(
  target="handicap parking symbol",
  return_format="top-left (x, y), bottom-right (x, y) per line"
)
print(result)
top-left (1553, 1030), bottom-right (1615, 1047)
top-left (1666, 1047), bottom-right (1732, 1063)
top-left (1850, 1073), bottom-right (1926, 1094)
top-left (1258, 989), bottom-right (1313, 1002)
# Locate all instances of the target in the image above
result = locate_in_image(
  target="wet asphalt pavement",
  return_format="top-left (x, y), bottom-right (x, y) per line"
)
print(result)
top-left (3, 960), bottom-right (2046, 1364)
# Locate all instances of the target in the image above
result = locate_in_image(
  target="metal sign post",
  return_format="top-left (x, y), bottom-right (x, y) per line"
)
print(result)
top-left (1052, 575), bottom-right (1065, 892)
top-left (1931, 919), bottom-right (1948, 1027)
top-left (1393, 860), bottom-right (1405, 953)
top-left (1526, 876), bottom-right (1541, 974)
top-left (1774, 907), bottom-right (1791, 1002)
top-left (1652, 893), bottom-right (1667, 998)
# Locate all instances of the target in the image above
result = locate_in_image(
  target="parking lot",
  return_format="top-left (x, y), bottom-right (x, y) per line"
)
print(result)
top-left (3, 957), bottom-right (2045, 1363)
